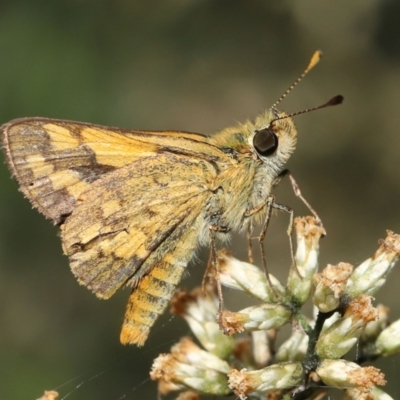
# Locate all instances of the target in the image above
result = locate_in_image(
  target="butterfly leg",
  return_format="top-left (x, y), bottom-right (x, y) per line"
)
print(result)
top-left (244, 194), bottom-right (295, 290)
top-left (247, 222), bottom-right (254, 265)
top-left (207, 222), bottom-right (232, 334)
top-left (266, 170), bottom-right (326, 278)
top-left (202, 248), bottom-right (214, 292)
top-left (277, 169), bottom-right (326, 234)
top-left (261, 196), bottom-right (297, 279)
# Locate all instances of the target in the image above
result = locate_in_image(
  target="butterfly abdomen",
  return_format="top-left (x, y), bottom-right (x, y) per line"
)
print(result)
top-left (120, 255), bottom-right (189, 345)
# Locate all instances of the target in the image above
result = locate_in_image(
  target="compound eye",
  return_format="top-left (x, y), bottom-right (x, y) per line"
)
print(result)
top-left (253, 128), bottom-right (278, 156)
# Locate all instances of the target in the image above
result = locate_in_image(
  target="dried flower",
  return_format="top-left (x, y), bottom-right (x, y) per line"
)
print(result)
top-left (36, 391), bottom-right (59, 400)
top-left (316, 359), bottom-right (385, 394)
top-left (150, 337), bottom-right (230, 395)
top-left (316, 295), bottom-right (378, 359)
top-left (343, 386), bottom-right (394, 400)
top-left (175, 391), bottom-right (201, 400)
top-left (170, 287), bottom-right (234, 358)
top-left (150, 222), bottom-right (399, 398)
top-left (228, 362), bottom-right (304, 399)
top-left (313, 262), bottom-right (353, 312)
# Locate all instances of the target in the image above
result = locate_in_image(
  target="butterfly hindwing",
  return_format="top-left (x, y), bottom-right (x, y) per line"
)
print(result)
top-left (61, 153), bottom-right (216, 299)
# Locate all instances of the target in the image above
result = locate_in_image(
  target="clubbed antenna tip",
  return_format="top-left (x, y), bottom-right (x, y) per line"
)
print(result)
top-left (272, 50), bottom-right (323, 109)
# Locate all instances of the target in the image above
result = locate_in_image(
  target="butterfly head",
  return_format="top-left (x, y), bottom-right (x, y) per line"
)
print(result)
top-left (250, 108), bottom-right (297, 173)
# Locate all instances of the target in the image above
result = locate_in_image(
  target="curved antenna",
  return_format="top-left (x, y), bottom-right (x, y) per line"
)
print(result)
top-left (270, 95), bottom-right (344, 125)
top-left (271, 50), bottom-right (322, 109)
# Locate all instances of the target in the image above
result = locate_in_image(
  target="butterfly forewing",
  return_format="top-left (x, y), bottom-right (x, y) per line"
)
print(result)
top-left (2, 118), bottom-right (227, 224)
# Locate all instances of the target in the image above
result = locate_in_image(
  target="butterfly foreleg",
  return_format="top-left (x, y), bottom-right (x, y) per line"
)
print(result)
top-left (278, 169), bottom-right (325, 234)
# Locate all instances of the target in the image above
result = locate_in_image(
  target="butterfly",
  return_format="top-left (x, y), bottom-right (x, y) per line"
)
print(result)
top-left (1, 51), bottom-right (342, 345)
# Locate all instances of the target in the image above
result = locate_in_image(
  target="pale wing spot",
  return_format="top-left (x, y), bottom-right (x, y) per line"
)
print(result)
top-left (67, 180), bottom-right (90, 198)
top-left (80, 127), bottom-right (111, 141)
top-left (72, 246), bottom-right (97, 264)
top-left (82, 143), bottom-right (132, 167)
top-left (44, 123), bottom-right (80, 151)
top-left (113, 231), bottom-right (148, 259)
top-left (24, 154), bottom-right (54, 178)
top-left (163, 253), bottom-right (177, 265)
top-left (80, 128), bottom-right (130, 167)
top-left (102, 199), bottom-right (123, 219)
top-left (76, 222), bottom-right (103, 245)
top-left (50, 170), bottom-right (89, 194)
top-left (80, 127), bottom-right (157, 167)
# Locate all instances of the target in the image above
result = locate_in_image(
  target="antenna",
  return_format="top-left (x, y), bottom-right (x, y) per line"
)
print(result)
top-left (271, 50), bottom-right (322, 109)
top-left (271, 95), bottom-right (344, 124)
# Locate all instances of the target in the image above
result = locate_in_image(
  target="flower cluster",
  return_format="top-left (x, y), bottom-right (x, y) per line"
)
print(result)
top-left (151, 217), bottom-right (400, 399)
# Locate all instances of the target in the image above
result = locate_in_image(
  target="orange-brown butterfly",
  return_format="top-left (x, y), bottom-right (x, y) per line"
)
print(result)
top-left (1, 51), bottom-right (342, 345)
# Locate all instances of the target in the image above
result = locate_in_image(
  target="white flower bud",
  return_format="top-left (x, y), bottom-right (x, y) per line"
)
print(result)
top-left (287, 217), bottom-right (325, 304)
top-left (276, 330), bottom-right (308, 362)
top-left (220, 303), bottom-right (292, 335)
top-left (375, 319), bottom-right (400, 357)
top-left (362, 304), bottom-right (389, 342)
top-left (346, 231), bottom-right (400, 298)
top-left (217, 250), bottom-right (285, 302)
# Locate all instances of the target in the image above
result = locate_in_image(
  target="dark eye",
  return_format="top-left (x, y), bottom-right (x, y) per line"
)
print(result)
top-left (253, 128), bottom-right (278, 156)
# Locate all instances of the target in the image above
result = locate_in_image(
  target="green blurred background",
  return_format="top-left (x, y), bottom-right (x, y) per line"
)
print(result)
top-left (1, 1), bottom-right (400, 398)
